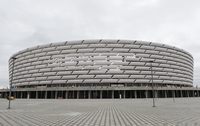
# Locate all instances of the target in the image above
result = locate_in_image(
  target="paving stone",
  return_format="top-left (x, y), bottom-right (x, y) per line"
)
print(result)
top-left (0, 98), bottom-right (200, 126)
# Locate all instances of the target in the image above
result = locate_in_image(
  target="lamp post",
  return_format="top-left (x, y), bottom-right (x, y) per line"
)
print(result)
top-left (8, 57), bottom-right (17, 109)
top-left (125, 55), bottom-right (155, 107)
top-left (149, 60), bottom-right (156, 107)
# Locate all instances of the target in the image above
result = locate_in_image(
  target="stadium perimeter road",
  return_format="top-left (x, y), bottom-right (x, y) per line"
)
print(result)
top-left (0, 98), bottom-right (200, 126)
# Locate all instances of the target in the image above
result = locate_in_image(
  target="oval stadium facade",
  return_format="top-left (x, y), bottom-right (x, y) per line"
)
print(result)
top-left (7, 39), bottom-right (194, 99)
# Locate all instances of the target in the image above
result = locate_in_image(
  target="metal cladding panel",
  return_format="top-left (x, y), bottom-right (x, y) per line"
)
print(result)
top-left (31, 49), bottom-right (42, 53)
top-left (39, 68), bottom-right (52, 72)
top-left (106, 69), bottom-right (123, 74)
top-left (42, 47), bottom-right (55, 52)
top-left (100, 39), bottom-right (117, 44)
top-left (94, 48), bottom-right (112, 52)
top-left (106, 44), bottom-right (123, 48)
top-left (152, 80), bottom-right (163, 83)
top-left (47, 76), bottom-right (61, 80)
top-left (32, 61), bottom-right (43, 65)
top-left (95, 75), bottom-right (112, 79)
top-left (39, 81), bottom-right (52, 84)
top-left (43, 72), bottom-right (57, 76)
top-left (118, 40), bottom-right (134, 44)
top-left (112, 75), bottom-right (129, 78)
top-left (52, 80), bottom-right (66, 84)
top-left (56, 45), bottom-right (71, 50)
top-left (71, 44), bottom-right (88, 49)
top-left (61, 49), bottom-right (77, 54)
top-left (83, 79), bottom-right (100, 83)
top-left (32, 73), bottom-right (43, 77)
top-left (89, 70), bottom-right (107, 74)
top-left (130, 75), bottom-right (146, 79)
top-left (66, 40), bottom-right (82, 45)
top-left (112, 48), bottom-right (129, 52)
top-left (29, 81), bottom-right (39, 85)
top-left (135, 79), bottom-right (150, 83)
top-left (62, 75), bottom-right (77, 79)
top-left (130, 49), bottom-right (145, 53)
top-left (124, 44), bottom-right (140, 48)
top-left (36, 77), bottom-right (47, 80)
top-left (72, 71), bottom-right (88, 75)
top-left (77, 48), bottom-right (94, 53)
top-left (118, 79), bottom-right (135, 83)
top-left (52, 67), bottom-right (66, 71)
top-left (83, 39), bottom-right (100, 44)
top-left (124, 70), bottom-right (141, 74)
top-left (23, 74), bottom-right (32, 78)
top-left (47, 51), bottom-right (60, 55)
top-left (38, 56), bottom-right (51, 60)
top-left (78, 75), bottom-right (95, 79)
top-left (26, 78), bottom-right (35, 81)
top-left (88, 44), bottom-right (106, 48)
top-left (51, 41), bottom-right (66, 46)
top-left (10, 39), bottom-right (193, 87)
top-left (101, 79), bottom-right (118, 83)
top-left (67, 79), bottom-right (83, 83)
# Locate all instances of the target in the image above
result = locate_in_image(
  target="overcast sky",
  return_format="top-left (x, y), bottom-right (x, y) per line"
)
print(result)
top-left (0, 0), bottom-right (200, 88)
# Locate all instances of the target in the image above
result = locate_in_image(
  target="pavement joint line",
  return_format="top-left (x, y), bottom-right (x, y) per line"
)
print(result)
top-left (1, 98), bottom-right (200, 126)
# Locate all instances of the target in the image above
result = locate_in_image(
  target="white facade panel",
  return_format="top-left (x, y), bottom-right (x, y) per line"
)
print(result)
top-left (9, 39), bottom-right (193, 87)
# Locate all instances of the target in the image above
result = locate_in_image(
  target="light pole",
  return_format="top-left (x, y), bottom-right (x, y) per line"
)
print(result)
top-left (8, 57), bottom-right (17, 109)
top-left (125, 56), bottom-right (156, 107)
top-left (149, 60), bottom-right (156, 107)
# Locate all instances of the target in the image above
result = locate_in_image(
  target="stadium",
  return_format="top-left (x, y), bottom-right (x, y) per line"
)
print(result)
top-left (1, 39), bottom-right (199, 99)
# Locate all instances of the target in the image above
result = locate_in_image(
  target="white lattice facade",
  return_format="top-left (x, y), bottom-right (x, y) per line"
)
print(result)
top-left (9, 39), bottom-right (193, 88)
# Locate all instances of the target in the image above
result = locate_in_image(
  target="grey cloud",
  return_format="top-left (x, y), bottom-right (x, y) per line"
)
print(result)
top-left (0, 0), bottom-right (200, 87)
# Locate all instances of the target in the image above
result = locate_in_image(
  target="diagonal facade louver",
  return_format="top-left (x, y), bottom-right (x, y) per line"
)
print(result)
top-left (9, 39), bottom-right (193, 88)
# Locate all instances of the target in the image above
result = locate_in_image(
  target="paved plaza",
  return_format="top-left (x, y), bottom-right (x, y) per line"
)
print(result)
top-left (0, 98), bottom-right (200, 126)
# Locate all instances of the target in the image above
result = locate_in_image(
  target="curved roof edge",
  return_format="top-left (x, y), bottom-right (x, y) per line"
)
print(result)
top-left (9, 39), bottom-right (193, 60)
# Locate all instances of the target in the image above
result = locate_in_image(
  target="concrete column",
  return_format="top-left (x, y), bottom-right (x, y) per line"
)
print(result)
top-left (155, 90), bottom-right (158, 98)
top-left (134, 91), bottom-right (137, 98)
top-left (145, 90), bottom-right (148, 98)
top-left (36, 91), bottom-right (38, 99)
top-left (123, 90), bottom-right (126, 99)
top-left (100, 90), bottom-right (102, 99)
top-left (112, 90), bottom-right (114, 99)
top-left (187, 91), bottom-right (189, 97)
top-left (77, 91), bottom-right (79, 99)
top-left (27, 92), bottom-right (30, 99)
top-left (45, 91), bottom-right (47, 99)
top-left (180, 90), bottom-right (183, 97)
top-left (55, 91), bottom-right (57, 99)
top-left (88, 91), bottom-right (91, 99)
top-left (172, 90), bottom-right (174, 98)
